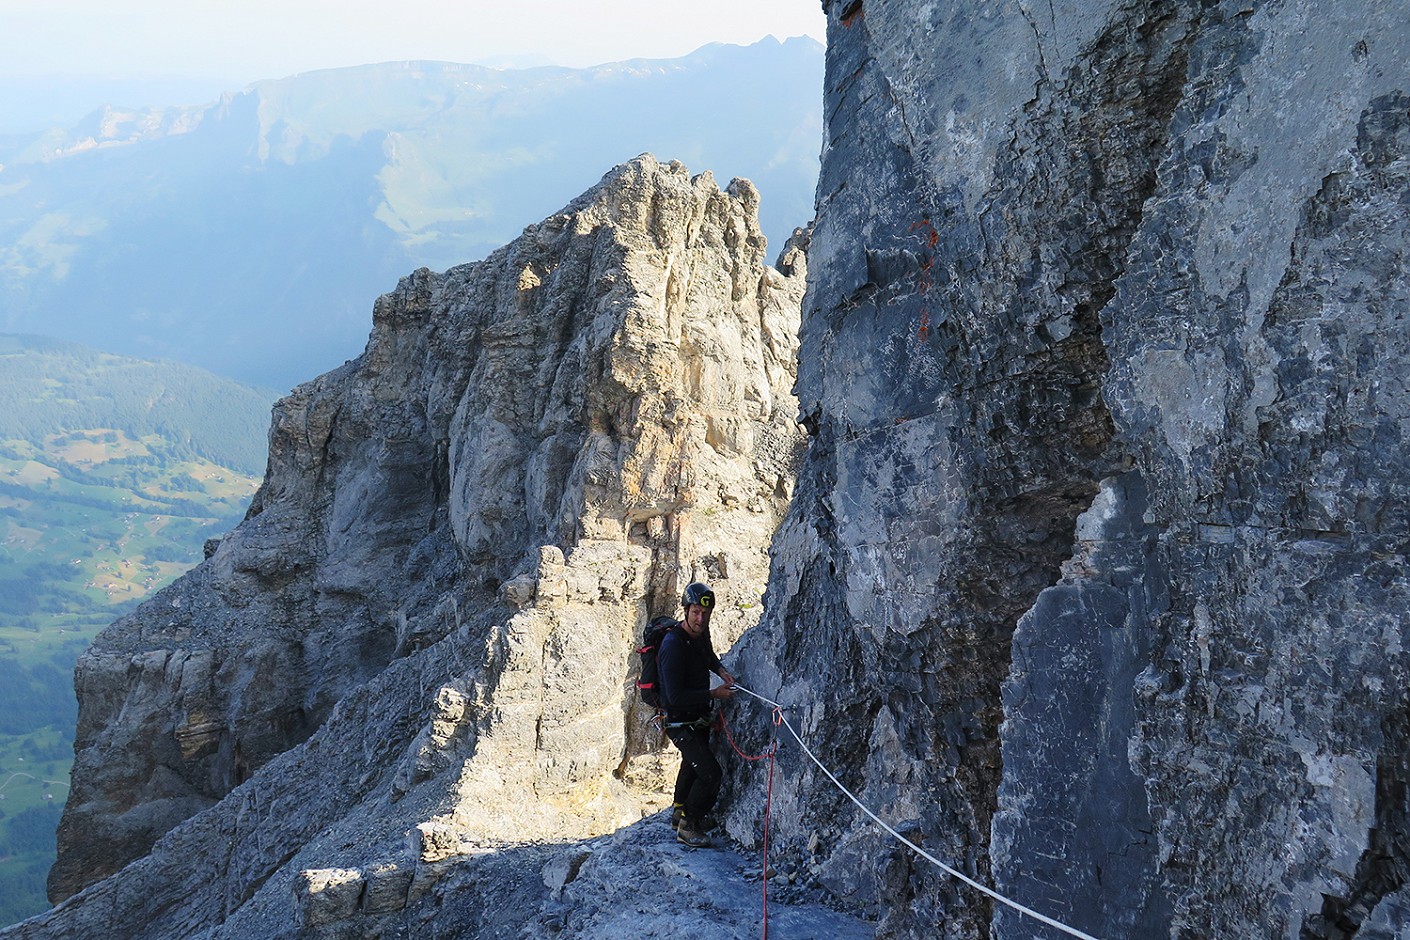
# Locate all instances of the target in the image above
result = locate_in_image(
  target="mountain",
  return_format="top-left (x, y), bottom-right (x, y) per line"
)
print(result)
top-left (0, 335), bottom-right (269, 925)
top-left (0, 38), bottom-right (824, 390)
top-left (7, 154), bottom-right (843, 937)
top-left (7, 3), bottom-right (1407, 939)
top-left (0, 75), bottom-right (238, 136)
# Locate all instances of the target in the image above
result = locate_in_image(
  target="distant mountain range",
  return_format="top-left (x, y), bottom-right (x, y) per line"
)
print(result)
top-left (0, 38), bottom-right (824, 389)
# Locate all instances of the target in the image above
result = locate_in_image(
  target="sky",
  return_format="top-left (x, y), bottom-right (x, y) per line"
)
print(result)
top-left (0, 0), bottom-right (827, 131)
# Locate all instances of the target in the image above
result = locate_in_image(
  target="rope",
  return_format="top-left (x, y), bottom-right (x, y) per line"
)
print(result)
top-left (717, 709), bottom-right (773, 762)
top-left (761, 710), bottom-right (779, 940)
top-left (0, 771), bottom-right (70, 793)
top-left (729, 683), bottom-right (1103, 940)
top-left (717, 707), bottom-right (780, 939)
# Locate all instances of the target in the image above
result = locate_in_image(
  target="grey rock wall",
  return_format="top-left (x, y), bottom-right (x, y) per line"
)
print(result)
top-left (725, 2), bottom-right (1410, 939)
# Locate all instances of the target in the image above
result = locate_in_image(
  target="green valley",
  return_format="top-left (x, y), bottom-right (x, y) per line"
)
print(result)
top-left (0, 335), bottom-right (271, 926)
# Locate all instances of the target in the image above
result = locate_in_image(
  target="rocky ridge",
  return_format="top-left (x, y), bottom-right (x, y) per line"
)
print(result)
top-left (8, 154), bottom-right (842, 937)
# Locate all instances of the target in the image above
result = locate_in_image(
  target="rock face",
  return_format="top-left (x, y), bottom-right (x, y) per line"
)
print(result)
top-left (23, 154), bottom-right (811, 935)
top-left (718, 2), bottom-right (1410, 939)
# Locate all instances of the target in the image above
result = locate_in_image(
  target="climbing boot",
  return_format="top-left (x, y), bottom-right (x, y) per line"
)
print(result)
top-left (669, 803), bottom-right (686, 830)
top-left (676, 819), bottom-right (713, 848)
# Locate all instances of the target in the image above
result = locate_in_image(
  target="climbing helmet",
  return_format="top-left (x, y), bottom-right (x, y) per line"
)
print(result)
top-left (681, 581), bottom-right (715, 610)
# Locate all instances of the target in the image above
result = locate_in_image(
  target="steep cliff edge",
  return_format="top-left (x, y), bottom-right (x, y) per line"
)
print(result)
top-left (719, 2), bottom-right (1410, 939)
top-left (15, 154), bottom-right (827, 936)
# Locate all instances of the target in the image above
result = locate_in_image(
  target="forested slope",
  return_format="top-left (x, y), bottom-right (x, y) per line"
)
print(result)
top-left (0, 335), bottom-right (269, 925)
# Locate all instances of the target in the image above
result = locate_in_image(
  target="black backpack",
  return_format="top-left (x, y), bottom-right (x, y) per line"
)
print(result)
top-left (635, 615), bottom-right (678, 708)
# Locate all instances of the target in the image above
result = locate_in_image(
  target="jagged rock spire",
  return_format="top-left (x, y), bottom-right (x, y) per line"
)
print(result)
top-left (29, 154), bottom-right (807, 936)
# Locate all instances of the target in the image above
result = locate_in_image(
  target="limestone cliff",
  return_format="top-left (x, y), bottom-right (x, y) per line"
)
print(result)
top-left (721, 2), bottom-right (1410, 939)
top-left (13, 154), bottom-right (825, 937)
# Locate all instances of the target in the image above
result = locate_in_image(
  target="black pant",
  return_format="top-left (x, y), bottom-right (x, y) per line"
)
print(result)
top-left (665, 724), bottom-right (722, 821)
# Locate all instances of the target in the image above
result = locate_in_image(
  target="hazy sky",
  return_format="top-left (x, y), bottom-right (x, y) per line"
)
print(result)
top-left (3, 1), bottom-right (826, 80)
top-left (0, 1), bottom-right (825, 131)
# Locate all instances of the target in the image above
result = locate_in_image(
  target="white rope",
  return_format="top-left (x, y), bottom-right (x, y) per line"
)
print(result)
top-left (0, 771), bottom-right (70, 793)
top-left (730, 683), bottom-right (1103, 940)
top-left (731, 683), bottom-right (786, 710)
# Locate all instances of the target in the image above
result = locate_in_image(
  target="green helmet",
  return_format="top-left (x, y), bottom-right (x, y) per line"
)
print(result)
top-left (681, 581), bottom-right (715, 610)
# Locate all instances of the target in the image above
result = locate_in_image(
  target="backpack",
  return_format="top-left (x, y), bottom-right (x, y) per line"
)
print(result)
top-left (635, 615), bottom-right (678, 709)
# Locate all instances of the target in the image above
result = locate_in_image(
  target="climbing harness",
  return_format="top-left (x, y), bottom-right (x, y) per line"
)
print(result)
top-left (729, 682), bottom-right (1104, 940)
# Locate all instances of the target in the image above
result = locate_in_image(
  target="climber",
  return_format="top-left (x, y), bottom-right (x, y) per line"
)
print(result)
top-left (658, 580), bottom-right (736, 848)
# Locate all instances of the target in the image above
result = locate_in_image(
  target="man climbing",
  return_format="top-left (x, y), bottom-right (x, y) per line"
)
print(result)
top-left (658, 580), bottom-right (736, 848)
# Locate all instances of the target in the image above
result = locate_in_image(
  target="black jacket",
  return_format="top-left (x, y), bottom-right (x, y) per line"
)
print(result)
top-left (657, 625), bottom-right (722, 720)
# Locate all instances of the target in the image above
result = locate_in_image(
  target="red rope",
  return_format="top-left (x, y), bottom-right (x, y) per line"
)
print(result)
top-left (762, 709), bottom-right (782, 939)
top-left (717, 707), bottom-right (782, 940)
top-left (718, 708), bottom-right (773, 762)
